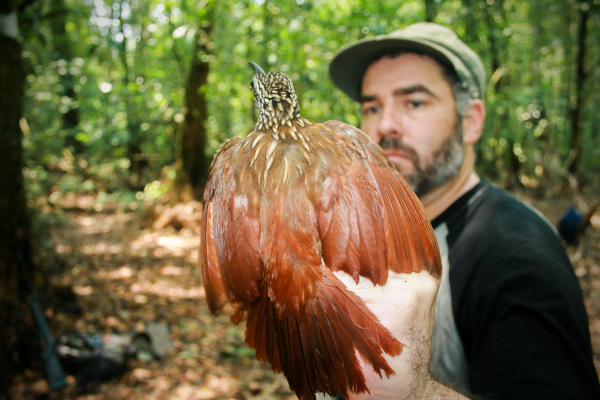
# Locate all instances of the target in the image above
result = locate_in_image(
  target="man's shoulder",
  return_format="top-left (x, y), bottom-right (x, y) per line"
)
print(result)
top-left (463, 181), bottom-right (560, 249)
top-left (448, 184), bottom-right (580, 322)
top-left (447, 184), bottom-right (599, 400)
top-left (447, 181), bottom-right (573, 291)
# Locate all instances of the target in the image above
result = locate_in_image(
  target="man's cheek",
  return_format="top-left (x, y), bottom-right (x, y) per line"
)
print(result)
top-left (362, 127), bottom-right (379, 143)
top-left (393, 158), bottom-right (416, 175)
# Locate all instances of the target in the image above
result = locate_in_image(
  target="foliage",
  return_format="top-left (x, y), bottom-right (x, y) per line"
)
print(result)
top-left (17, 0), bottom-right (600, 202)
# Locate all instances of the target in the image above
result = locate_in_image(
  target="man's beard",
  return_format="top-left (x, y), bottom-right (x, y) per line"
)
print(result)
top-left (379, 120), bottom-right (465, 196)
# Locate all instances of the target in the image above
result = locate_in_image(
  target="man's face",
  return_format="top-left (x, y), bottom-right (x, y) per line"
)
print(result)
top-left (360, 53), bottom-right (465, 196)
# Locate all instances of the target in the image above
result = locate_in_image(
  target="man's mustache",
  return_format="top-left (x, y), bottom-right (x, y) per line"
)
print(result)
top-left (379, 136), bottom-right (419, 164)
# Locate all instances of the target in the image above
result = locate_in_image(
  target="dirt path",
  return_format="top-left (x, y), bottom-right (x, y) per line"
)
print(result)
top-left (45, 209), bottom-right (295, 400)
top-left (11, 196), bottom-right (600, 399)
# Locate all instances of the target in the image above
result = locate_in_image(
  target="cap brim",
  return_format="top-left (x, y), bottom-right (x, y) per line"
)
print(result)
top-left (329, 36), bottom-right (460, 102)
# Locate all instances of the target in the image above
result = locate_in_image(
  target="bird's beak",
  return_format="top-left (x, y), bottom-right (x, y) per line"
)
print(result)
top-left (248, 61), bottom-right (265, 74)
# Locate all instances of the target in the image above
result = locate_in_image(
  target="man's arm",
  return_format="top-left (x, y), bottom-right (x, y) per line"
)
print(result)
top-left (457, 242), bottom-right (600, 399)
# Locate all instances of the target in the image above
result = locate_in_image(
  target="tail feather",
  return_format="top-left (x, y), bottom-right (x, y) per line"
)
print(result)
top-left (312, 297), bottom-right (352, 395)
top-left (323, 272), bottom-right (402, 376)
top-left (308, 302), bottom-right (345, 392)
top-left (287, 319), bottom-right (315, 398)
top-left (265, 296), bottom-right (281, 371)
top-left (235, 289), bottom-right (283, 372)
top-left (233, 268), bottom-right (402, 400)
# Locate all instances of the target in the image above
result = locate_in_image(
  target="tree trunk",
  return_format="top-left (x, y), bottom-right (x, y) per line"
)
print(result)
top-left (484, 1), bottom-right (520, 188)
top-left (568, 2), bottom-right (588, 176)
top-left (531, 0), bottom-right (542, 92)
top-left (0, 2), bottom-right (34, 392)
top-left (424, 0), bottom-right (436, 22)
top-left (116, 0), bottom-right (146, 187)
top-left (462, 0), bottom-right (479, 45)
top-left (246, 0), bottom-right (255, 123)
top-left (262, 1), bottom-right (272, 67)
top-left (179, 22), bottom-right (212, 199)
top-left (50, 0), bottom-right (81, 153)
top-left (485, 4), bottom-right (500, 84)
top-left (460, 0), bottom-right (487, 173)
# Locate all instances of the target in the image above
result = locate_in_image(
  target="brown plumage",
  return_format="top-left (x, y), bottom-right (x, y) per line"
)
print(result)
top-left (200, 62), bottom-right (442, 400)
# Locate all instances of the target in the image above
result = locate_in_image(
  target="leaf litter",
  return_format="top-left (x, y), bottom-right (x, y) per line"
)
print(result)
top-left (10, 193), bottom-right (600, 399)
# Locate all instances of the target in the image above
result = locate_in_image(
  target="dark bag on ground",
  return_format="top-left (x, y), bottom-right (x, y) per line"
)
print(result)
top-left (54, 324), bottom-right (170, 392)
top-left (55, 331), bottom-right (129, 392)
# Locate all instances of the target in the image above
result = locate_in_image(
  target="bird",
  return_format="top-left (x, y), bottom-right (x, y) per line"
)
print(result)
top-left (199, 61), bottom-right (442, 400)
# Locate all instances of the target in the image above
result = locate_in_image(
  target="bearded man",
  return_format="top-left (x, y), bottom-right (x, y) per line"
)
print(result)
top-left (323, 22), bottom-right (600, 399)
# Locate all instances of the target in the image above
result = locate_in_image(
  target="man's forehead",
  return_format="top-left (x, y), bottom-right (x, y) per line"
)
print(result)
top-left (373, 51), bottom-right (443, 67)
top-left (361, 53), bottom-right (449, 99)
top-left (365, 52), bottom-right (447, 80)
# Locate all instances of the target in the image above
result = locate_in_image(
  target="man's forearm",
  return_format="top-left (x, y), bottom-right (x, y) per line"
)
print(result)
top-left (420, 377), bottom-right (473, 400)
top-left (322, 377), bottom-right (474, 400)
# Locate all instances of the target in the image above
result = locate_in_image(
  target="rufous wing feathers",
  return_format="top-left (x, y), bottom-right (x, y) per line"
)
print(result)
top-left (200, 120), bottom-right (442, 400)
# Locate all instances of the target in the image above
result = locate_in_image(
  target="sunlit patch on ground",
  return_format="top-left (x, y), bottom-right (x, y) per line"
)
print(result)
top-left (130, 281), bottom-right (205, 300)
top-left (72, 285), bottom-right (93, 296)
top-left (129, 230), bottom-right (199, 258)
top-left (75, 213), bottom-right (133, 235)
top-left (82, 242), bottom-right (124, 255)
top-left (160, 265), bottom-right (188, 276)
top-left (96, 265), bottom-right (134, 280)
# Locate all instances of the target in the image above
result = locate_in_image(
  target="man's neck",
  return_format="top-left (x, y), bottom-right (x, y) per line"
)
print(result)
top-left (419, 146), bottom-right (480, 220)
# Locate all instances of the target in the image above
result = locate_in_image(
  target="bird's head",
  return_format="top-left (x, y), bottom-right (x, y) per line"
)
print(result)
top-left (249, 61), bottom-right (301, 132)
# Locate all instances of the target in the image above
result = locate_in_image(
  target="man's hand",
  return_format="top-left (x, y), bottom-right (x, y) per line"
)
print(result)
top-left (335, 270), bottom-right (437, 399)
top-left (328, 269), bottom-right (469, 400)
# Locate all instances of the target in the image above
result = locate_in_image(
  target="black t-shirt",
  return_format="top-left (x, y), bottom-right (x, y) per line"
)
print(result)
top-left (430, 180), bottom-right (600, 399)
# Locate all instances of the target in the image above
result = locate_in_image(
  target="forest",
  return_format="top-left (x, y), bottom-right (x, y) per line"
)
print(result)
top-left (1, 0), bottom-right (600, 398)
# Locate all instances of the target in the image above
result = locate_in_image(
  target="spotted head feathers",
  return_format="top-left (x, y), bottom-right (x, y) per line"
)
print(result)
top-left (249, 62), bottom-right (301, 133)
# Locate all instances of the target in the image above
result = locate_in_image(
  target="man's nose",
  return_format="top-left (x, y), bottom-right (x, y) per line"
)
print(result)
top-left (377, 105), bottom-right (403, 138)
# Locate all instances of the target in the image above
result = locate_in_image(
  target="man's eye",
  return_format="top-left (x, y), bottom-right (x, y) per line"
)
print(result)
top-left (408, 100), bottom-right (423, 108)
top-left (363, 105), bottom-right (381, 115)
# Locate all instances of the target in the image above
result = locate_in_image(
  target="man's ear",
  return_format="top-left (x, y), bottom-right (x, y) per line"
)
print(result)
top-left (462, 99), bottom-right (485, 146)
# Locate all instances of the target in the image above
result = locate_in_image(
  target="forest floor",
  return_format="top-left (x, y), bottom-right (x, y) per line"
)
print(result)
top-left (8, 191), bottom-right (600, 400)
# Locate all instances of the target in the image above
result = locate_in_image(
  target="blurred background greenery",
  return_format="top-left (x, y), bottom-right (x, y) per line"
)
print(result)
top-left (9, 0), bottom-right (600, 205)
